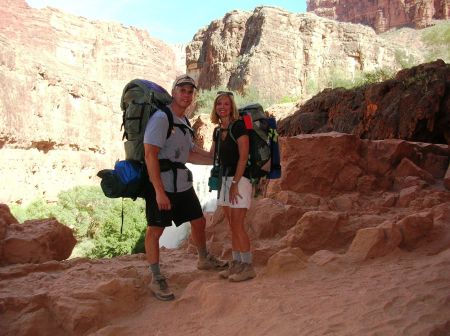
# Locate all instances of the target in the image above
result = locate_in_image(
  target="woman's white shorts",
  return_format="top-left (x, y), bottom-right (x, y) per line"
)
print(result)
top-left (217, 176), bottom-right (252, 209)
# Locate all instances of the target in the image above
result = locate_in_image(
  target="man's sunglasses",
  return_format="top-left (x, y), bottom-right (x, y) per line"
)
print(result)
top-left (217, 91), bottom-right (234, 96)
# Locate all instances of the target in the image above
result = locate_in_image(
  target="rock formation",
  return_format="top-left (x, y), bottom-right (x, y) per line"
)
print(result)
top-left (278, 60), bottom-right (450, 145)
top-left (1, 132), bottom-right (449, 335)
top-left (186, 6), bottom-right (403, 101)
top-left (0, 0), bottom-right (182, 204)
top-left (0, 204), bottom-right (76, 266)
top-left (307, 0), bottom-right (450, 32)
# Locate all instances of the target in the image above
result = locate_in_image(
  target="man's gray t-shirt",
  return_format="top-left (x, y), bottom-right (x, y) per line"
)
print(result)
top-left (143, 107), bottom-right (194, 193)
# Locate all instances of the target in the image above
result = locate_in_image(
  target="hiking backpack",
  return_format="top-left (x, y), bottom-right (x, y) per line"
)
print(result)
top-left (230, 103), bottom-right (281, 183)
top-left (121, 79), bottom-right (174, 162)
top-left (98, 78), bottom-right (196, 200)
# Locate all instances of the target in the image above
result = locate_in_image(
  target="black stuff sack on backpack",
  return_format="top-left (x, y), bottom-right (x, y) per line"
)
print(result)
top-left (97, 160), bottom-right (145, 200)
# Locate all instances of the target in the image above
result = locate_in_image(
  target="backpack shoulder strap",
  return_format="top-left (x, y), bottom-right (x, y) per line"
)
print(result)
top-left (213, 126), bottom-right (220, 166)
top-left (173, 116), bottom-right (194, 138)
top-left (228, 121), bottom-right (237, 143)
top-left (159, 105), bottom-right (174, 139)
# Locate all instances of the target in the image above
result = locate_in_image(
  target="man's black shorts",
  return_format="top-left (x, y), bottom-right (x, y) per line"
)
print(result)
top-left (143, 184), bottom-right (203, 228)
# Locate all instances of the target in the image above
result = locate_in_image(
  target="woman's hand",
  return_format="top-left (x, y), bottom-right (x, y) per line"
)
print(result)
top-left (229, 183), bottom-right (242, 204)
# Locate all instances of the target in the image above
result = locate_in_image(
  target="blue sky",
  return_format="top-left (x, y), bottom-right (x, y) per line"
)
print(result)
top-left (26, 0), bottom-right (307, 44)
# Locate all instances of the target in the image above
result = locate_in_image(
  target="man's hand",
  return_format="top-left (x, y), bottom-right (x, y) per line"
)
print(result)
top-left (144, 143), bottom-right (171, 210)
top-left (155, 191), bottom-right (171, 210)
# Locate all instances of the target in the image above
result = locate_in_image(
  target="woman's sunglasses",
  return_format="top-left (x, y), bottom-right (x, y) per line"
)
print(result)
top-left (217, 91), bottom-right (234, 96)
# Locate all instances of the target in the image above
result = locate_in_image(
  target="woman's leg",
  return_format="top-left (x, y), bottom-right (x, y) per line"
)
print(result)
top-left (228, 207), bottom-right (255, 281)
top-left (219, 206), bottom-right (244, 279)
top-left (223, 206), bottom-right (240, 254)
top-left (229, 207), bottom-right (250, 252)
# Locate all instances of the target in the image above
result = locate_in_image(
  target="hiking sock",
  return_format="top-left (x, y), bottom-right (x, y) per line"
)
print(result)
top-left (240, 251), bottom-right (253, 264)
top-left (197, 247), bottom-right (208, 259)
top-left (149, 263), bottom-right (161, 277)
top-left (232, 250), bottom-right (241, 262)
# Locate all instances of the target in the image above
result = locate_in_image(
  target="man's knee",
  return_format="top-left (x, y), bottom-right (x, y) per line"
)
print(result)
top-left (146, 226), bottom-right (164, 240)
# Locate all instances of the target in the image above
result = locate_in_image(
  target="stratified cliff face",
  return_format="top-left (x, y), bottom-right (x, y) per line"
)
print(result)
top-left (186, 6), bottom-right (403, 101)
top-left (0, 0), bottom-right (181, 203)
top-left (307, 0), bottom-right (450, 32)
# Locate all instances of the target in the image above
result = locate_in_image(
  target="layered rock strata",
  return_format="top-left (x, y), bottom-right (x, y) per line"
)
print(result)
top-left (0, 0), bottom-right (180, 204)
top-left (186, 6), bottom-right (403, 101)
top-left (307, 0), bottom-right (450, 32)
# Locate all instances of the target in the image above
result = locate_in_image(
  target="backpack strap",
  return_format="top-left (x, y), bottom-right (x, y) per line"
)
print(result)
top-left (158, 159), bottom-right (190, 193)
top-left (212, 126), bottom-right (224, 198)
top-left (159, 105), bottom-right (175, 139)
top-left (173, 116), bottom-right (195, 138)
top-left (212, 127), bottom-right (220, 167)
top-left (227, 121), bottom-right (237, 143)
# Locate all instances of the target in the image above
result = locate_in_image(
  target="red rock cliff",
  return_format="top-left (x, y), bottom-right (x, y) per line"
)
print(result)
top-left (307, 0), bottom-right (450, 32)
top-left (186, 7), bottom-right (403, 101)
top-left (0, 0), bottom-right (181, 204)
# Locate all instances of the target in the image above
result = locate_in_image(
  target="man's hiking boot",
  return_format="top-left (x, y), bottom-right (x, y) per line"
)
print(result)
top-left (150, 274), bottom-right (175, 301)
top-left (228, 263), bottom-right (256, 282)
top-left (219, 260), bottom-right (243, 279)
top-left (197, 253), bottom-right (228, 270)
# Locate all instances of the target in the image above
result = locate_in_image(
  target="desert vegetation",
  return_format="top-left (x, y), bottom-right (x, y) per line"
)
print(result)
top-left (10, 186), bottom-right (147, 258)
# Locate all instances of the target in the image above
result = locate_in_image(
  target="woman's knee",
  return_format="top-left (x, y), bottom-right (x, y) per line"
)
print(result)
top-left (191, 216), bottom-right (206, 230)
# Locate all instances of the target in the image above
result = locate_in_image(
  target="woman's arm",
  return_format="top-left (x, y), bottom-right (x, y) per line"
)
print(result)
top-left (229, 134), bottom-right (249, 204)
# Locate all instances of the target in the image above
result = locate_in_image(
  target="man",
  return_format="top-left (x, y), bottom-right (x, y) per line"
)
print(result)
top-left (143, 74), bottom-right (227, 301)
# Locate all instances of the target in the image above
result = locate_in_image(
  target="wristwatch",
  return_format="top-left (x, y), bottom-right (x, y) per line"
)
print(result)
top-left (231, 180), bottom-right (238, 184)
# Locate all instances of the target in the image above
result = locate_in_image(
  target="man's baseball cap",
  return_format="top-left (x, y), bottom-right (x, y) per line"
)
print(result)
top-left (172, 74), bottom-right (197, 90)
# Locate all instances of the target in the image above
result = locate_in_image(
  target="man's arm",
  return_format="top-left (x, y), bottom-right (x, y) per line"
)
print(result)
top-left (144, 143), bottom-right (171, 210)
top-left (188, 144), bottom-right (214, 165)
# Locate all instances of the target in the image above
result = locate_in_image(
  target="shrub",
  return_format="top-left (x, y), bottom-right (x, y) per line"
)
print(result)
top-left (422, 21), bottom-right (450, 62)
top-left (9, 186), bottom-right (147, 259)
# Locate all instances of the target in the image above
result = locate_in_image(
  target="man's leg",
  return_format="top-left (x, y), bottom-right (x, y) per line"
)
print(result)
top-left (191, 216), bottom-right (228, 270)
top-left (145, 226), bottom-right (164, 264)
top-left (146, 226), bottom-right (175, 301)
top-left (190, 216), bottom-right (206, 254)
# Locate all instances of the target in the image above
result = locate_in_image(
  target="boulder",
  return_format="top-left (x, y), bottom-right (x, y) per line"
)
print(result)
top-left (0, 206), bottom-right (77, 265)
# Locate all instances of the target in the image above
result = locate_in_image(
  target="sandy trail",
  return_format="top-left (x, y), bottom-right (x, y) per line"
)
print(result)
top-left (94, 246), bottom-right (450, 336)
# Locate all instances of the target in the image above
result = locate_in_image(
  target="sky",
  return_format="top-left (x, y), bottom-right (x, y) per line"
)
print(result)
top-left (25, 0), bottom-right (307, 44)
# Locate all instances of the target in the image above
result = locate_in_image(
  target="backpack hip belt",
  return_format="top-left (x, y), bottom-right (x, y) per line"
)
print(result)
top-left (158, 159), bottom-right (191, 193)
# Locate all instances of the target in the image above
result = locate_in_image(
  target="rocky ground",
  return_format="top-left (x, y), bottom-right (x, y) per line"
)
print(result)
top-left (1, 133), bottom-right (449, 336)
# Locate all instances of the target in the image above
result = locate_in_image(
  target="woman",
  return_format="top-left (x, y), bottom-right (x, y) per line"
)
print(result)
top-left (210, 91), bottom-right (256, 282)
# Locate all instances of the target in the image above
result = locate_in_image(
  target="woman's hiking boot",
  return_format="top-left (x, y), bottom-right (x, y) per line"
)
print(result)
top-left (219, 260), bottom-right (243, 279)
top-left (197, 253), bottom-right (228, 270)
top-left (150, 274), bottom-right (175, 301)
top-left (228, 263), bottom-right (256, 282)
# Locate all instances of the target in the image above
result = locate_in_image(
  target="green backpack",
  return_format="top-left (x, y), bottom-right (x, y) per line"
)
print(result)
top-left (120, 79), bottom-right (173, 162)
top-left (231, 103), bottom-right (272, 182)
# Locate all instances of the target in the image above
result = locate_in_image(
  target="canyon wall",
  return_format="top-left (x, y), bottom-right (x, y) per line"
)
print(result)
top-left (186, 7), bottom-right (404, 102)
top-left (0, 0), bottom-right (181, 203)
top-left (307, 0), bottom-right (450, 32)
